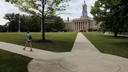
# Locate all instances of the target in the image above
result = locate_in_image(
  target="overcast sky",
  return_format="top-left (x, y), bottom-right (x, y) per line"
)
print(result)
top-left (0, 0), bottom-right (97, 25)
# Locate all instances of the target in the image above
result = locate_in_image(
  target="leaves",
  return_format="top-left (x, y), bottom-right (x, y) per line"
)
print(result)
top-left (91, 0), bottom-right (128, 36)
top-left (6, 0), bottom-right (70, 16)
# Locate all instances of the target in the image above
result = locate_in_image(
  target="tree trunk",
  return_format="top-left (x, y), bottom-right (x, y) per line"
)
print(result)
top-left (42, 0), bottom-right (45, 40)
top-left (114, 32), bottom-right (118, 37)
top-left (42, 16), bottom-right (45, 40)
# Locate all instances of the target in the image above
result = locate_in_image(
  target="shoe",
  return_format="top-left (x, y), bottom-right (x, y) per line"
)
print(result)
top-left (23, 48), bottom-right (25, 51)
top-left (30, 49), bottom-right (33, 52)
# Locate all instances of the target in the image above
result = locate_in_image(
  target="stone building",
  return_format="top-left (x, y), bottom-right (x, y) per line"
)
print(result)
top-left (64, 0), bottom-right (96, 32)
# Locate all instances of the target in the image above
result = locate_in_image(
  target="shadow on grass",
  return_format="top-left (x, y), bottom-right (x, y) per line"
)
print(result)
top-left (33, 39), bottom-right (53, 43)
top-left (100, 34), bottom-right (128, 39)
top-left (32, 39), bottom-right (73, 52)
top-left (110, 42), bottom-right (128, 48)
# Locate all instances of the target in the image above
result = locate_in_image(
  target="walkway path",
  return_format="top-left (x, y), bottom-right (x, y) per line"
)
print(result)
top-left (0, 32), bottom-right (128, 72)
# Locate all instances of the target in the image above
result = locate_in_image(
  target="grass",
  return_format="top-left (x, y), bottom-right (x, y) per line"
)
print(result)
top-left (0, 49), bottom-right (32, 72)
top-left (0, 32), bottom-right (77, 52)
top-left (83, 32), bottom-right (128, 58)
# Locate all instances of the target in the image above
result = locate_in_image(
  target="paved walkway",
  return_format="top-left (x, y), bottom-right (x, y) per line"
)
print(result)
top-left (0, 32), bottom-right (128, 72)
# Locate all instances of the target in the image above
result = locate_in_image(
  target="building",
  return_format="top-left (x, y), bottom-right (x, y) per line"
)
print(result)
top-left (64, 0), bottom-right (97, 32)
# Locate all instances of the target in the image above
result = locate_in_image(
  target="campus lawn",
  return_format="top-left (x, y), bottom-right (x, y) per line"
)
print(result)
top-left (0, 49), bottom-right (32, 72)
top-left (0, 32), bottom-right (77, 52)
top-left (83, 32), bottom-right (128, 58)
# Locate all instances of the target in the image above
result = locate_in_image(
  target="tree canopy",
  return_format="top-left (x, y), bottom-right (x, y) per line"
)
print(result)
top-left (91, 0), bottom-right (128, 37)
top-left (6, 0), bottom-right (69, 16)
top-left (4, 13), bottom-right (65, 32)
top-left (0, 25), bottom-right (7, 32)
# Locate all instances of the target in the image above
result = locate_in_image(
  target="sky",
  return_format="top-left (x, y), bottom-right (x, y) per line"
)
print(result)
top-left (0, 0), bottom-right (97, 25)
top-left (59, 0), bottom-right (97, 20)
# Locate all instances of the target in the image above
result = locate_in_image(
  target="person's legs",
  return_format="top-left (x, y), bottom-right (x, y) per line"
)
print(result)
top-left (23, 41), bottom-right (27, 50)
top-left (29, 42), bottom-right (32, 51)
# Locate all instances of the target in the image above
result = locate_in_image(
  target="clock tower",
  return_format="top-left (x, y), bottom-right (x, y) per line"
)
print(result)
top-left (81, 0), bottom-right (88, 18)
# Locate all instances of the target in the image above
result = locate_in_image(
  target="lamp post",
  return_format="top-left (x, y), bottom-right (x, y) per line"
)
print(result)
top-left (18, 14), bottom-right (21, 32)
top-left (6, 23), bottom-right (9, 32)
top-left (41, 16), bottom-right (42, 32)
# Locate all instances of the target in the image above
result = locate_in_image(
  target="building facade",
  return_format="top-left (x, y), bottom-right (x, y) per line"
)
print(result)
top-left (64, 1), bottom-right (96, 32)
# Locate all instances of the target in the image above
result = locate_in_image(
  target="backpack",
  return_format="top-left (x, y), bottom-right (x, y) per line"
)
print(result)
top-left (29, 35), bottom-right (32, 40)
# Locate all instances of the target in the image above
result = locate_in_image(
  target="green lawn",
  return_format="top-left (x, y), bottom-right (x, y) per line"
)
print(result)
top-left (83, 32), bottom-right (128, 58)
top-left (0, 32), bottom-right (77, 52)
top-left (0, 49), bottom-right (32, 72)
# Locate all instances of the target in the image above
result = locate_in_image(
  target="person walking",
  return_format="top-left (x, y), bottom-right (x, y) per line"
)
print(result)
top-left (23, 31), bottom-right (33, 51)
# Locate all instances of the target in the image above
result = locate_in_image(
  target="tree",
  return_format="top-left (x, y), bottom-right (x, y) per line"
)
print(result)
top-left (45, 16), bottom-right (65, 32)
top-left (6, 0), bottom-right (70, 40)
top-left (91, 0), bottom-right (128, 37)
top-left (4, 13), bottom-right (41, 32)
top-left (0, 25), bottom-right (7, 32)
top-left (4, 13), bottom-right (65, 32)
top-left (4, 13), bottom-right (20, 32)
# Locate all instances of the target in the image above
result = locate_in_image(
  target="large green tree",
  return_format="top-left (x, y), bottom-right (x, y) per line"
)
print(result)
top-left (91, 0), bottom-right (128, 37)
top-left (5, 0), bottom-right (70, 40)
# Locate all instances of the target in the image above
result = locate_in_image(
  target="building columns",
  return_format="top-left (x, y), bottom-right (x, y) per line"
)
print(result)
top-left (87, 20), bottom-right (89, 32)
top-left (72, 20), bottom-right (91, 32)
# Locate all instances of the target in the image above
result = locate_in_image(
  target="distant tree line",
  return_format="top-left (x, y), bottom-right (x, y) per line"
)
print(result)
top-left (0, 25), bottom-right (7, 32)
top-left (0, 13), bottom-right (65, 32)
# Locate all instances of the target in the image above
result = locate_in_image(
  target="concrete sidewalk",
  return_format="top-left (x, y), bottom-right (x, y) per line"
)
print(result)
top-left (61, 33), bottom-right (128, 72)
top-left (0, 32), bottom-right (128, 72)
top-left (0, 42), bottom-right (69, 60)
top-left (71, 32), bottom-right (100, 53)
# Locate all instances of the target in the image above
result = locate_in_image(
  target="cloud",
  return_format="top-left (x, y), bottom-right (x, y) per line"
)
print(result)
top-left (0, 1), bottom-right (28, 25)
top-left (0, 1), bottom-right (19, 25)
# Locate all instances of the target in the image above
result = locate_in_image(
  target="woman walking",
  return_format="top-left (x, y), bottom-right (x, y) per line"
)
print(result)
top-left (23, 31), bottom-right (33, 51)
